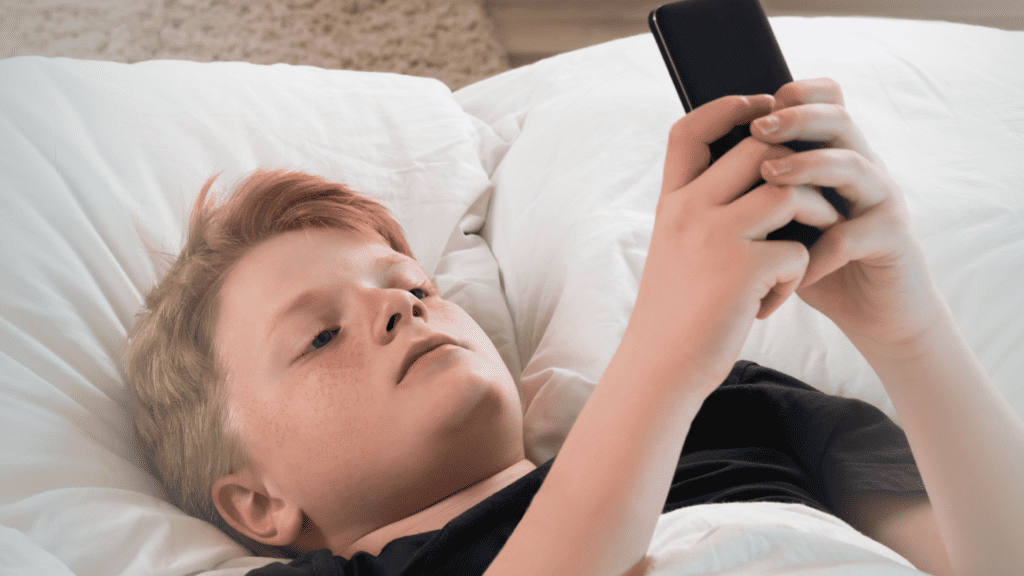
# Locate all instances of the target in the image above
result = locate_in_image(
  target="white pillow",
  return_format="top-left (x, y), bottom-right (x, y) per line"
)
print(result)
top-left (455, 17), bottom-right (1024, 464)
top-left (0, 56), bottom-right (518, 576)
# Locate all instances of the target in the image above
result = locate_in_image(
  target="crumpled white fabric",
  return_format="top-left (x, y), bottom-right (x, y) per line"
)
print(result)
top-left (644, 502), bottom-right (923, 575)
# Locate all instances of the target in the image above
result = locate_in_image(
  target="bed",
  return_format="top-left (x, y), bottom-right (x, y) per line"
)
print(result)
top-left (1, 15), bottom-right (1022, 576)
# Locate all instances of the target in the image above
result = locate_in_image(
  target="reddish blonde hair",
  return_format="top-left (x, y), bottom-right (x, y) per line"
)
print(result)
top-left (124, 169), bottom-right (411, 553)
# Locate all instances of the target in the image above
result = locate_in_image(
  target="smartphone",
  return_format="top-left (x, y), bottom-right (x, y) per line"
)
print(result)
top-left (649, 0), bottom-right (849, 247)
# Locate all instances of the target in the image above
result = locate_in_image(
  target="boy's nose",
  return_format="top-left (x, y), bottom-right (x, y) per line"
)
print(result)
top-left (378, 290), bottom-right (427, 343)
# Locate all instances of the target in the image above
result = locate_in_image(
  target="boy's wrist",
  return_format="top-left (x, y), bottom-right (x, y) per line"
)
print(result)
top-left (834, 279), bottom-right (950, 365)
top-left (616, 316), bottom-right (736, 401)
top-left (847, 296), bottom-right (960, 374)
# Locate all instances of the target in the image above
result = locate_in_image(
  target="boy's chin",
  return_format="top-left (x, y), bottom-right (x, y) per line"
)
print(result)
top-left (411, 370), bottom-right (521, 442)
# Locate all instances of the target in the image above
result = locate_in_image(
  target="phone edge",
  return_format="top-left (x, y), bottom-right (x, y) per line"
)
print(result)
top-left (648, 7), bottom-right (694, 113)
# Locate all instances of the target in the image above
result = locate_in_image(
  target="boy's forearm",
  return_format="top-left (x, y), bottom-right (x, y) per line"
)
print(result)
top-left (485, 331), bottom-right (715, 576)
top-left (851, 299), bottom-right (1024, 576)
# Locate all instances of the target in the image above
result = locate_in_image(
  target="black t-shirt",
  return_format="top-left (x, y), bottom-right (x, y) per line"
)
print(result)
top-left (248, 361), bottom-right (926, 576)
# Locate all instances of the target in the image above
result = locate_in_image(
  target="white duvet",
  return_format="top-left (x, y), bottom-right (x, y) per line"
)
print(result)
top-left (1, 16), bottom-right (1022, 576)
top-left (645, 502), bottom-right (922, 575)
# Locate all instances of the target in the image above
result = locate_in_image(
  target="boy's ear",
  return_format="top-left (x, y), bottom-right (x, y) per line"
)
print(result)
top-left (212, 467), bottom-right (305, 548)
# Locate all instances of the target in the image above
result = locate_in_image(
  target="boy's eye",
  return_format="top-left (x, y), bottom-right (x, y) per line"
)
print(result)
top-left (304, 328), bottom-right (340, 356)
top-left (410, 287), bottom-right (426, 299)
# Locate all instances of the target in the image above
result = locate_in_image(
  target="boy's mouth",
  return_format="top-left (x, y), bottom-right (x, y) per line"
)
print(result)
top-left (397, 334), bottom-right (460, 384)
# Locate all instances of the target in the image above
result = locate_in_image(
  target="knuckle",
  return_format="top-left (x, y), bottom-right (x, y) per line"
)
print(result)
top-left (801, 78), bottom-right (844, 105)
top-left (843, 149), bottom-right (872, 179)
top-left (855, 152), bottom-right (874, 178)
top-left (792, 242), bottom-right (811, 266)
top-left (667, 116), bottom-right (688, 144)
top-left (757, 183), bottom-right (793, 207)
top-left (830, 226), bottom-right (853, 255)
top-left (659, 186), bottom-right (699, 216)
top-left (718, 95), bottom-right (757, 123)
top-left (725, 94), bottom-right (752, 111)
top-left (734, 136), bottom-right (773, 161)
top-left (782, 78), bottom-right (845, 106)
top-left (775, 82), bottom-right (802, 104)
top-left (756, 140), bottom-right (789, 161)
top-left (820, 77), bottom-right (844, 99)
top-left (783, 107), bottom-right (803, 127)
top-left (833, 104), bottom-right (853, 127)
top-left (773, 184), bottom-right (797, 205)
top-left (882, 207), bottom-right (904, 229)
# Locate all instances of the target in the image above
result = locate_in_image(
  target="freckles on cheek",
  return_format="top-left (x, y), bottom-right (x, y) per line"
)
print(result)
top-left (293, 350), bottom-right (385, 460)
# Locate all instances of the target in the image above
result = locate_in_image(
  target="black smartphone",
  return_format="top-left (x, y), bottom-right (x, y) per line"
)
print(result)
top-left (649, 0), bottom-right (849, 247)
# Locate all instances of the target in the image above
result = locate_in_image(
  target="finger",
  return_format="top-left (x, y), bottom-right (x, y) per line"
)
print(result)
top-left (759, 148), bottom-right (889, 218)
top-left (758, 278), bottom-right (798, 319)
top-left (730, 183), bottom-right (842, 239)
top-left (750, 104), bottom-right (876, 160)
top-left (691, 138), bottom-right (792, 205)
top-left (754, 241), bottom-right (810, 319)
top-left (662, 94), bottom-right (775, 193)
top-left (772, 78), bottom-right (845, 110)
top-left (799, 207), bottom-right (895, 289)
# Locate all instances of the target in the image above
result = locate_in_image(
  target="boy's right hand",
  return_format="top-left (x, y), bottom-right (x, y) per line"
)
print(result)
top-left (627, 94), bottom-right (841, 386)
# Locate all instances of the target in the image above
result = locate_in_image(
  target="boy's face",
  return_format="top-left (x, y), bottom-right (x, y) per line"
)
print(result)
top-left (214, 227), bottom-right (525, 548)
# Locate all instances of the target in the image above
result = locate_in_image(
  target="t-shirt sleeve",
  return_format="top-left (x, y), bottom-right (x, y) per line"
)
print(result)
top-left (680, 361), bottom-right (927, 516)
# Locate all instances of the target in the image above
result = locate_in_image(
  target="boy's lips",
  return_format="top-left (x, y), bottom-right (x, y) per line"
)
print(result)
top-left (397, 334), bottom-right (460, 384)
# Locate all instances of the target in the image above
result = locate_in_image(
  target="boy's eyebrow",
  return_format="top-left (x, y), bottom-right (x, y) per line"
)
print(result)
top-left (265, 252), bottom-right (418, 338)
top-left (376, 252), bottom-right (416, 275)
top-left (266, 290), bottom-right (328, 340)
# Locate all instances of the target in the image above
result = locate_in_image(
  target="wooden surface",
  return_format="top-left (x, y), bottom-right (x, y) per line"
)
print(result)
top-left (486, 0), bottom-right (1024, 67)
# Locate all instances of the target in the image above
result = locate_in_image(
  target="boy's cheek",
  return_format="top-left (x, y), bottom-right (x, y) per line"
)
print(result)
top-left (438, 300), bottom-right (491, 342)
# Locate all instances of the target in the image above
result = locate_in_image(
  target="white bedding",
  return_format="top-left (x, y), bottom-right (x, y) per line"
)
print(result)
top-left (1, 15), bottom-right (1022, 576)
top-left (645, 502), bottom-right (921, 575)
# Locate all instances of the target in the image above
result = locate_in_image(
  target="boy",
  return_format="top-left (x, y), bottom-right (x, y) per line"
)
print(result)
top-left (125, 79), bottom-right (1024, 576)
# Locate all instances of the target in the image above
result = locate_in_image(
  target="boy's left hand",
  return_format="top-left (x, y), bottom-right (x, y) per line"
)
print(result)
top-left (749, 78), bottom-right (942, 352)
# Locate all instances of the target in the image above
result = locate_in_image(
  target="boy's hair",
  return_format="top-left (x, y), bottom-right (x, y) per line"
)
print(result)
top-left (124, 169), bottom-right (412, 553)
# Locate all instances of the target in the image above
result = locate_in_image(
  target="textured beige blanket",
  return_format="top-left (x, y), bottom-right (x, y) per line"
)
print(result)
top-left (0, 0), bottom-right (510, 90)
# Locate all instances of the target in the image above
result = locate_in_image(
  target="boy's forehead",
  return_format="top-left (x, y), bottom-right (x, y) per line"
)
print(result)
top-left (249, 227), bottom-right (404, 270)
top-left (222, 228), bottom-right (418, 306)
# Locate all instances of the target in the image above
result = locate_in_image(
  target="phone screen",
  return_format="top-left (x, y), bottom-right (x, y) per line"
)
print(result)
top-left (652, 0), bottom-right (791, 111)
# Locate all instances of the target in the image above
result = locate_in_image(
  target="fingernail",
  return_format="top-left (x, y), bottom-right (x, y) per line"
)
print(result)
top-left (755, 115), bottom-right (781, 134)
top-left (764, 158), bottom-right (792, 176)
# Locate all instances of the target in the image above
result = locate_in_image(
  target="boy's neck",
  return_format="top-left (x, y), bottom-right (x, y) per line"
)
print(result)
top-left (339, 458), bottom-right (537, 558)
